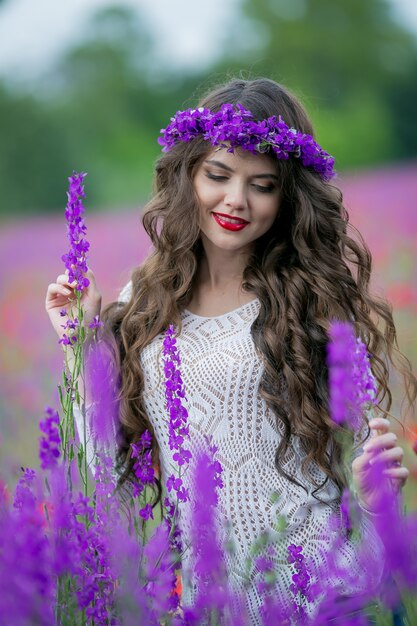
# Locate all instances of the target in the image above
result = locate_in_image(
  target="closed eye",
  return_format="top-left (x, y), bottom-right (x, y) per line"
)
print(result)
top-left (206, 172), bottom-right (275, 193)
top-left (253, 184), bottom-right (275, 194)
top-left (206, 173), bottom-right (228, 182)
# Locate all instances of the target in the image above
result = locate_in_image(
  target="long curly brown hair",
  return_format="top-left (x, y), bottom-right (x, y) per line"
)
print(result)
top-left (101, 77), bottom-right (417, 510)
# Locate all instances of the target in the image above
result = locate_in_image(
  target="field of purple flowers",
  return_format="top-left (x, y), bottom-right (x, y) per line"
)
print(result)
top-left (0, 164), bottom-right (417, 624)
top-left (1, 162), bottom-right (416, 486)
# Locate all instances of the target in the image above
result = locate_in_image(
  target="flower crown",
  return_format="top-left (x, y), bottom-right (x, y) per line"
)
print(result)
top-left (158, 102), bottom-right (335, 181)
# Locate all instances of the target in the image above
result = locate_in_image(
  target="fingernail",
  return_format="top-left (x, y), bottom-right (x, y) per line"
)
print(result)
top-left (63, 288), bottom-right (71, 295)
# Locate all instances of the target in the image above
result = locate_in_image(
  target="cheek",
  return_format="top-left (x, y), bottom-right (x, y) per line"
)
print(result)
top-left (259, 198), bottom-right (280, 224)
top-left (194, 178), bottom-right (212, 207)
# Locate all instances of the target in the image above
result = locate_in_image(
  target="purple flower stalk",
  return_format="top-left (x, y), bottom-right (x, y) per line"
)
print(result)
top-left (254, 544), bottom-right (277, 595)
top-left (163, 495), bottom-right (183, 557)
top-left (12, 468), bottom-right (37, 511)
top-left (39, 406), bottom-right (61, 470)
top-left (88, 315), bottom-right (104, 330)
top-left (131, 429), bottom-right (157, 520)
top-left (143, 523), bottom-right (180, 617)
top-left (162, 325), bottom-right (192, 503)
top-left (74, 453), bottom-right (120, 623)
top-left (255, 544), bottom-right (291, 626)
top-left (287, 544), bottom-right (313, 608)
top-left (327, 321), bottom-right (377, 429)
top-left (363, 459), bottom-right (417, 595)
top-left (61, 171), bottom-right (90, 292)
top-left (161, 325), bottom-right (193, 575)
top-left (0, 469), bottom-right (55, 624)
top-left (84, 338), bottom-right (120, 448)
top-left (158, 103), bottom-right (335, 181)
top-left (187, 449), bottom-right (228, 621)
top-left (58, 333), bottom-right (77, 346)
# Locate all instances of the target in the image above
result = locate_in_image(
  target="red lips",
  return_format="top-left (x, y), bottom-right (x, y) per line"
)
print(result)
top-left (212, 212), bottom-right (249, 224)
top-left (212, 213), bottom-right (250, 231)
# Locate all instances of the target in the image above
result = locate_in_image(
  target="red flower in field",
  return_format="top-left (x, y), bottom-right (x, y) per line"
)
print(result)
top-left (386, 283), bottom-right (417, 309)
top-left (0, 479), bottom-right (10, 504)
top-left (171, 572), bottom-right (182, 600)
top-left (37, 500), bottom-right (54, 527)
top-left (412, 439), bottom-right (417, 455)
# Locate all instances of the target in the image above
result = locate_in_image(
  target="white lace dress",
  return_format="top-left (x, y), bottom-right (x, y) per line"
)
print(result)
top-left (74, 283), bottom-right (384, 624)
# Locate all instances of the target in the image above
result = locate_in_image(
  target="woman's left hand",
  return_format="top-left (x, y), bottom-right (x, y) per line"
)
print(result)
top-left (352, 417), bottom-right (409, 513)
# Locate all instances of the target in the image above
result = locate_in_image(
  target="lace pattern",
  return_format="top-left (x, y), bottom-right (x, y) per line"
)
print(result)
top-left (73, 282), bottom-right (384, 624)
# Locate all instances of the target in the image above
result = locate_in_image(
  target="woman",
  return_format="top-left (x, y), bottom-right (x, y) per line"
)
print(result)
top-left (45, 77), bottom-right (415, 623)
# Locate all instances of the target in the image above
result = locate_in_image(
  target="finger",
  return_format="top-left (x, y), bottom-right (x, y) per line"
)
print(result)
top-left (382, 466), bottom-right (409, 479)
top-left (368, 418), bottom-right (390, 433)
top-left (384, 467), bottom-right (409, 491)
top-left (46, 283), bottom-right (72, 299)
top-left (85, 267), bottom-right (97, 286)
top-left (363, 432), bottom-right (397, 453)
top-left (352, 448), bottom-right (375, 473)
top-left (56, 274), bottom-right (77, 287)
top-left (370, 446), bottom-right (404, 466)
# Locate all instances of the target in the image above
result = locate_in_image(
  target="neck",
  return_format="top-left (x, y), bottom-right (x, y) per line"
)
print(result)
top-left (197, 236), bottom-right (252, 292)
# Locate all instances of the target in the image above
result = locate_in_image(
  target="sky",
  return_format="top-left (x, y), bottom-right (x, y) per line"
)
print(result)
top-left (0, 0), bottom-right (416, 80)
top-left (0, 0), bottom-right (240, 79)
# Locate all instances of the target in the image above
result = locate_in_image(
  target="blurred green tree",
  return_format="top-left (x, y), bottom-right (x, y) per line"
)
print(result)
top-left (48, 6), bottom-right (160, 209)
top-left (48, 6), bottom-right (207, 210)
top-left (1, 0), bottom-right (416, 215)
top-left (0, 84), bottom-right (72, 214)
top-left (212, 0), bottom-right (417, 169)
top-left (0, 5), bottom-right (208, 215)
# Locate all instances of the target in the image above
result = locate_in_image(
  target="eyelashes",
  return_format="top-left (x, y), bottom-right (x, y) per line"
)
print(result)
top-left (205, 172), bottom-right (275, 194)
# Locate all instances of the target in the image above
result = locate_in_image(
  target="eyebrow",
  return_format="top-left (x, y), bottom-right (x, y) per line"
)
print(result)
top-left (204, 159), bottom-right (280, 181)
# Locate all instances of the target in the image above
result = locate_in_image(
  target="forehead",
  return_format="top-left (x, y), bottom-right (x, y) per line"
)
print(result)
top-left (204, 145), bottom-right (279, 173)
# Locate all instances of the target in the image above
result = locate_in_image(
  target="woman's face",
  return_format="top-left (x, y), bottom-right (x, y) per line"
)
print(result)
top-left (193, 146), bottom-right (282, 256)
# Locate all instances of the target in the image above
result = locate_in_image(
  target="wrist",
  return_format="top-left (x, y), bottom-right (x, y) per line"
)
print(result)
top-left (357, 498), bottom-right (381, 517)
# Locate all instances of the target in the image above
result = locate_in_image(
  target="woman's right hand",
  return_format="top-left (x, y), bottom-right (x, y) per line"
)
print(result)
top-left (45, 268), bottom-right (102, 341)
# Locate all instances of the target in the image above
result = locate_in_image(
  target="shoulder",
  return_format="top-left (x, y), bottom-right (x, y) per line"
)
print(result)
top-left (118, 280), bottom-right (132, 304)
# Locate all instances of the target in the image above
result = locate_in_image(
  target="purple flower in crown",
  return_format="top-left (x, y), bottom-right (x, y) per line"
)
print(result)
top-left (327, 321), bottom-right (377, 430)
top-left (38, 406), bottom-right (61, 470)
top-left (158, 104), bottom-right (335, 181)
top-left (61, 171), bottom-right (90, 292)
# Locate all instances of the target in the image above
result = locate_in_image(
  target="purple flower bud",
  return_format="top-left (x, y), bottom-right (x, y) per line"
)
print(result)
top-left (88, 315), bottom-right (104, 330)
top-left (38, 406), bottom-right (61, 470)
top-left (61, 171), bottom-right (90, 297)
top-left (58, 333), bottom-right (77, 346)
top-left (327, 321), bottom-right (376, 429)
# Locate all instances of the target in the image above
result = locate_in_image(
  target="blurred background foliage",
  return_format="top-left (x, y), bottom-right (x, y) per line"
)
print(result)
top-left (0, 0), bottom-right (416, 214)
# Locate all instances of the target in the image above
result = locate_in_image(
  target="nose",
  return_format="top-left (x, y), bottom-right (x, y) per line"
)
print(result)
top-left (223, 180), bottom-right (248, 211)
